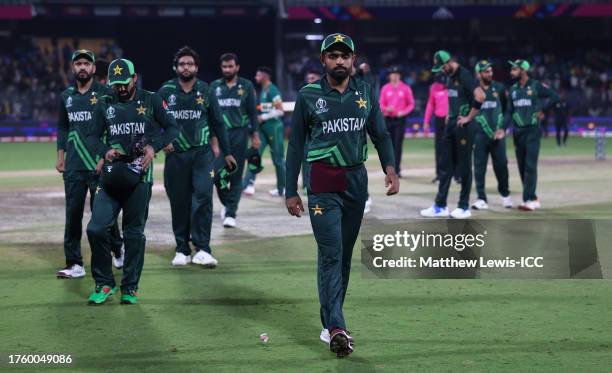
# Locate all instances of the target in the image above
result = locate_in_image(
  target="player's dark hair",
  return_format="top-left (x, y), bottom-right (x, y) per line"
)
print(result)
top-left (306, 68), bottom-right (322, 76)
top-left (220, 53), bottom-right (239, 65)
top-left (94, 59), bottom-right (109, 79)
top-left (174, 46), bottom-right (200, 67)
top-left (256, 66), bottom-right (272, 77)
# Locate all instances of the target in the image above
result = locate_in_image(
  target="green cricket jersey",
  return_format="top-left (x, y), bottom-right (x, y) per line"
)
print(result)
top-left (209, 77), bottom-right (259, 133)
top-left (507, 78), bottom-right (559, 127)
top-left (88, 88), bottom-right (179, 183)
top-left (447, 66), bottom-right (479, 120)
top-left (157, 78), bottom-right (230, 154)
top-left (57, 80), bottom-right (111, 171)
top-left (258, 82), bottom-right (283, 127)
top-left (285, 75), bottom-right (395, 198)
top-left (474, 81), bottom-right (507, 139)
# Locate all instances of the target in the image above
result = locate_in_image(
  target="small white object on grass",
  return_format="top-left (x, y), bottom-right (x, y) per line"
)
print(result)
top-left (260, 333), bottom-right (269, 343)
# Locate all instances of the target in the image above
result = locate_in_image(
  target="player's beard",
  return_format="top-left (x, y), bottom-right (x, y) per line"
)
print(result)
top-left (178, 71), bottom-right (195, 82)
top-left (118, 85), bottom-right (135, 102)
top-left (482, 77), bottom-right (492, 85)
top-left (223, 72), bottom-right (237, 81)
top-left (328, 67), bottom-right (349, 82)
top-left (75, 71), bottom-right (92, 85)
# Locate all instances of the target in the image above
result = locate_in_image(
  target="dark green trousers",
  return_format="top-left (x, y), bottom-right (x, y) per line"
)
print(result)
top-left (307, 164), bottom-right (368, 331)
top-left (214, 127), bottom-right (248, 218)
top-left (63, 170), bottom-right (123, 267)
top-left (87, 182), bottom-right (151, 291)
top-left (435, 120), bottom-right (476, 209)
top-left (513, 126), bottom-right (541, 202)
top-left (164, 147), bottom-right (215, 254)
top-left (473, 130), bottom-right (510, 202)
top-left (242, 120), bottom-right (286, 193)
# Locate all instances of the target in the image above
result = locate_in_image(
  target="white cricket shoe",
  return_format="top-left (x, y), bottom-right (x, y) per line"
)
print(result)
top-left (420, 204), bottom-right (450, 218)
top-left (192, 250), bottom-right (218, 268)
top-left (112, 245), bottom-right (125, 269)
top-left (223, 216), bottom-right (236, 228)
top-left (243, 185), bottom-right (255, 196)
top-left (518, 200), bottom-right (537, 211)
top-left (501, 196), bottom-right (513, 208)
top-left (364, 197), bottom-right (372, 214)
top-left (450, 208), bottom-right (472, 219)
top-left (56, 264), bottom-right (86, 279)
top-left (532, 198), bottom-right (541, 209)
top-left (471, 199), bottom-right (489, 210)
top-left (269, 188), bottom-right (284, 197)
top-left (171, 252), bottom-right (192, 266)
top-left (320, 328), bottom-right (331, 344)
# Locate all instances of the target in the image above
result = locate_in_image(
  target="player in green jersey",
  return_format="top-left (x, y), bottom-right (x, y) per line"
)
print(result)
top-left (507, 59), bottom-right (559, 211)
top-left (55, 50), bottom-right (124, 279)
top-left (242, 66), bottom-right (286, 197)
top-left (158, 46), bottom-right (235, 267)
top-left (210, 53), bottom-right (260, 228)
top-left (85, 59), bottom-right (178, 305)
top-left (285, 33), bottom-right (399, 358)
top-left (471, 60), bottom-right (512, 210)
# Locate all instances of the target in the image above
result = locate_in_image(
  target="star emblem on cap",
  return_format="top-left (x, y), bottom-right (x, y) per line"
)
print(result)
top-left (356, 97), bottom-right (367, 109)
top-left (311, 204), bottom-right (324, 216)
top-left (196, 97), bottom-right (204, 105)
top-left (90, 96), bottom-right (98, 105)
top-left (113, 65), bottom-right (123, 75)
top-left (334, 35), bottom-right (345, 43)
top-left (136, 105), bottom-right (146, 115)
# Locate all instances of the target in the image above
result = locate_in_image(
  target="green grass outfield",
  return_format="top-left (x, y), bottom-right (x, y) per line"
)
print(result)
top-left (1, 137), bottom-right (611, 372)
top-left (1, 239), bottom-right (611, 373)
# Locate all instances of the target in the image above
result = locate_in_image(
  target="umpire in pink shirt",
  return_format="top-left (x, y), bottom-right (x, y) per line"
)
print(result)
top-left (379, 66), bottom-right (414, 177)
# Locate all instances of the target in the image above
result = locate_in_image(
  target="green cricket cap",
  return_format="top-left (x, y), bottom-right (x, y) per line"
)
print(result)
top-left (71, 49), bottom-right (95, 63)
top-left (508, 59), bottom-right (530, 71)
top-left (320, 33), bottom-right (355, 53)
top-left (431, 50), bottom-right (451, 73)
top-left (108, 58), bottom-right (136, 86)
top-left (475, 59), bottom-right (493, 73)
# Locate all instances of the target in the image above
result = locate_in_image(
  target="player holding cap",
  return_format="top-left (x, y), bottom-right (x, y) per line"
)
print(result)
top-left (420, 50), bottom-right (485, 219)
top-left (85, 58), bottom-right (178, 305)
top-left (471, 60), bottom-right (512, 210)
top-left (507, 59), bottom-right (559, 211)
top-left (285, 33), bottom-right (399, 358)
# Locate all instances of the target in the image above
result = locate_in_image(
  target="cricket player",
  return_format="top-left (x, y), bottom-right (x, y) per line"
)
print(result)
top-left (55, 49), bottom-right (124, 279)
top-left (85, 58), bottom-right (178, 305)
top-left (285, 33), bottom-right (399, 358)
top-left (210, 53), bottom-right (260, 228)
top-left (158, 46), bottom-right (235, 267)
top-left (242, 66), bottom-right (286, 197)
top-left (471, 60), bottom-right (512, 210)
top-left (420, 50), bottom-right (485, 219)
top-left (507, 59), bottom-right (559, 211)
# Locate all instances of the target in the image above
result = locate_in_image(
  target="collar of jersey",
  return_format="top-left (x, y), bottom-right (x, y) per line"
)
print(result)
top-left (173, 78), bottom-right (204, 94)
top-left (72, 79), bottom-right (101, 96)
top-left (320, 74), bottom-right (359, 94)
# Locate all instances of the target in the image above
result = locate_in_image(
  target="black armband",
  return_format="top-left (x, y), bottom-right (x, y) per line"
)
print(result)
top-left (472, 101), bottom-right (483, 110)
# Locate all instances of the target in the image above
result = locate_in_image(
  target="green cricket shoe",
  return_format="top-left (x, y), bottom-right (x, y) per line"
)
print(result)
top-left (87, 285), bottom-right (117, 305)
top-left (120, 289), bottom-right (138, 305)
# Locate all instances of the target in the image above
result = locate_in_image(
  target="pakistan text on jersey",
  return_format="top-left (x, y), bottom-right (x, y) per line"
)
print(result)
top-left (68, 111), bottom-right (92, 122)
top-left (322, 117), bottom-right (366, 134)
top-left (513, 99), bottom-right (532, 107)
top-left (481, 101), bottom-right (498, 109)
top-left (109, 122), bottom-right (146, 136)
top-left (170, 110), bottom-right (202, 120)
top-left (217, 98), bottom-right (242, 107)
